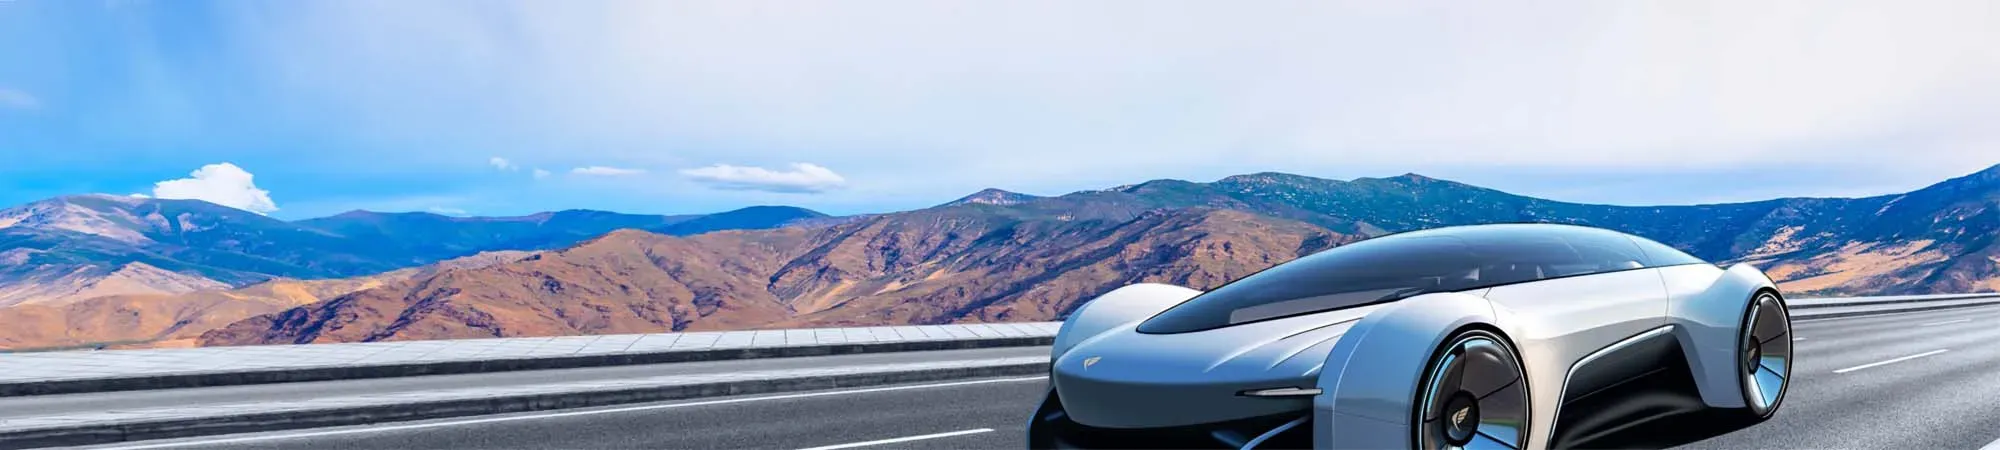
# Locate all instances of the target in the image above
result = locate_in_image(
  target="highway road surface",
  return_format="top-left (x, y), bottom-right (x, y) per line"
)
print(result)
top-left (76, 303), bottom-right (2000, 450)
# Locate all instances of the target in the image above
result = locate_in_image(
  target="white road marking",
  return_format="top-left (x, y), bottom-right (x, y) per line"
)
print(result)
top-left (1979, 434), bottom-right (2000, 450)
top-left (89, 376), bottom-right (1046, 450)
top-left (796, 428), bottom-right (994, 450)
top-left (1793, 337), bottom-right (1806, 341)
top-left (1922, 318), bottom-right (1972, 326)
top-left (1832, 349), bottom-right (1950, 374)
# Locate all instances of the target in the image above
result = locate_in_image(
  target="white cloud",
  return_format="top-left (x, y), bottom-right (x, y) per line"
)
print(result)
top-left (149, 163), bottom-right (280, 214)
top-left (679, 163), bottom-right (848, 193)
top-left (427, 206), bottom-right (469, 215)
top-left (0, 88), bottom-right (37, 110)
top-left (488, 156), bottom-right (516, 171)
top-left (128, 193), bottom-right (151, 199)
top-left (532, 168), bottom-right (551, 179)
top-left (571, 166), bottom-right (646, 176)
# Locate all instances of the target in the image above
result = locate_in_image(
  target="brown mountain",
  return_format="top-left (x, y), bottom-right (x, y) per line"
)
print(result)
top-left (178, 164), bottom-right (2000, 346)
top-left (764, 207), bottom-right (1342, 327)
top-left (0, 195), bottom-right (825, 309)
top-left (0, 251), bottom-right (532, 350)
top-left (199, 208), bottom-right (1349, 345)
top-left (0, 261), bottom-right (230, 308)
top-left (1732, 165), bottom-right (2000, 295)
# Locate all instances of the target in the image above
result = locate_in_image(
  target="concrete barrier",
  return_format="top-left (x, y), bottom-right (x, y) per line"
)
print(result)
top-left (1790, 294), bottom-right (2000, 320)
top-left (0, 323), bottom-right (1058, 398)
top-left (1790, 292), bottom-right (2000, 309)
top-left (0, 357), bottom-right (1050, 450)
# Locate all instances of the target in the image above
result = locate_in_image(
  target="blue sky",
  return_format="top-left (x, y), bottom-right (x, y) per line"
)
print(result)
top-left (1, 1), bottom-right (1996, 219)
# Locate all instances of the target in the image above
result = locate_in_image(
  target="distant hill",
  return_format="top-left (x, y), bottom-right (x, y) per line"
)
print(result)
top-left (646, 206), bottom-right (829, 236)
top-left (942, 188), bottom-right (1042, 207)
top-left (199, 164), bottom-right (2000, 346)
top-left (0, 196), bottom-right (829, 308)
top-left (1732, 166), bottom-right (2000, 294)
top-left (294, 209), bottom-right (698, 261)
top-left (198, 208), bottom-right (1339, 345)
top-left (0, 195), bottom-right (409, 307)
top-left (0, 261), bottom-right (229, 308)
top-left (0, 251), bottom-right (533, 350)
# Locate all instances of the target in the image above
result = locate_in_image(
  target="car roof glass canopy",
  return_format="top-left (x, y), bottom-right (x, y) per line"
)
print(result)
top-left (1137, 224), bottom-right (1682, 334)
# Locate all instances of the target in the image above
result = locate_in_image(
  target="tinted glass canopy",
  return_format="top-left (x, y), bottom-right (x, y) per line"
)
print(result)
top-left (1135, 224), bottom-right (1707, 334)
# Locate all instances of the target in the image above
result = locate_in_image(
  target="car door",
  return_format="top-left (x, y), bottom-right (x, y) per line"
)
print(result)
top-left (1477, 228), bottom-right (1672, 368)
top-left (1470, 228), bottom-right (1671, 448)
top-left (1484, 268), bottom-right (1673, 387)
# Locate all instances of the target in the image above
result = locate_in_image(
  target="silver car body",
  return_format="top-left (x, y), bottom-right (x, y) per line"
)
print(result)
top-left (1034, 224), bottom-right (1784, 450)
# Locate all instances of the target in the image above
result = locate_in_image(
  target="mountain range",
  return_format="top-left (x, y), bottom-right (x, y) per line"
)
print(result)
top-left (0, 250), bottom-right (532, 350)
top-left (0, 196), bottom-right (825, 308)
top-left (4, 164), bottom-right (1997, 350)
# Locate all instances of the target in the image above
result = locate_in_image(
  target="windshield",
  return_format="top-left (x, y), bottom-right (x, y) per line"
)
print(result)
top-left (1135, 225), bottom-right (1653, 334)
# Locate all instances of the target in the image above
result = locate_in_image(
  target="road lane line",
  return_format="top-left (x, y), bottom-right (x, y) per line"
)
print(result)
top-left (796, 428), bottom-right (994, 450)
top-left (1922, 318), bottom-right (1972, 326)
top-left (90, 376), bottom-right (1047, 450)
top-left (1980, 435), bottom-right (2000, 450)
top-left (1792, 337), bottom-right (1806, 341)
top-left (1832, 349), bottom-right (1949, 374)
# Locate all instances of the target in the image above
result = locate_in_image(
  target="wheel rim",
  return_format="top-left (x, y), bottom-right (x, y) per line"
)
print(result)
top-left (1417, 332), bottom-right (1529, 450)
top-left (1742, 293), bottom-right (1791, 414)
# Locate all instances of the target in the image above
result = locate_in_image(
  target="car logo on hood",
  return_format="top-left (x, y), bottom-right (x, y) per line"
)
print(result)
top-left (1082, 356), bottom-right (1101, 369)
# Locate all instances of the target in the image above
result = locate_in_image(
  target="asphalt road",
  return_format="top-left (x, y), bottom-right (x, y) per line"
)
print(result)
top-left (75, 303), bottom-right (2000, 450)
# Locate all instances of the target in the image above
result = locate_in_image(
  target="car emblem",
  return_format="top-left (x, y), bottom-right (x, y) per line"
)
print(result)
top-left (1451, 407), bottom-right (1470, 427)
top-left (1082, 356), bottom-right (1101, 369)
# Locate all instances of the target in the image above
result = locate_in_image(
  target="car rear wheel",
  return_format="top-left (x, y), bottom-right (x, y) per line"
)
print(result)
top-left (1415, 329), bottom-right (1530, 450)
top-left (1736, 292), bottom-right (1791, 420)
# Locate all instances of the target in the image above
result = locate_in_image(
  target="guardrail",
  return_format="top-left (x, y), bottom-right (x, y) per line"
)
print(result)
top-left (1790, 292), bottom-right (2000, 308)
top-left (0, 323), bottom-right (1059, 397)
top-left (1790, 293), bottom-right (2000, 320)
top-left (0, 357), bottom-right (1053, 450)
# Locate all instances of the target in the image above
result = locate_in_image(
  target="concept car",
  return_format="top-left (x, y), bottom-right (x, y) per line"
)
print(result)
top-left (1028, 224), bottom-right (1790, 450)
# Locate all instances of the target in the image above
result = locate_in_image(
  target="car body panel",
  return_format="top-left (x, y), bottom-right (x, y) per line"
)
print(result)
top-left (1054, 304), bottom-right (1383, 428)
top-left (1561, 325), bottom-right (1679, 405)
top-left (1482, 268), bottom-right (1671, 449)
top-left (1313, 292), bottom-right (1496, 448)
top-left (1661, 263), bottom-right (1781, 408)
top-left (1030, 224), bottom-right (1784, 450)
top-left (1053, 283), bottom-right (1204, 359)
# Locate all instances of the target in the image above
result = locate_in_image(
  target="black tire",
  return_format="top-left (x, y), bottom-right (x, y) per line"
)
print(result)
top-left (1026, 388), bottom-right (1064, 449)
top-left (1413, 328), bottom-right (1531, 450)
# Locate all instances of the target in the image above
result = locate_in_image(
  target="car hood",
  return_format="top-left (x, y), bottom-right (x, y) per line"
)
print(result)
top-left (1061, 303), bottom-right (1384, 379)
top-left (1051, 304), bottom-right (1386, 428)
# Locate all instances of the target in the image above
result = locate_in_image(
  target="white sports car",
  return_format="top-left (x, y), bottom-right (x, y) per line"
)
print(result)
top-left (1028, 224), bottom-right (1791, 450)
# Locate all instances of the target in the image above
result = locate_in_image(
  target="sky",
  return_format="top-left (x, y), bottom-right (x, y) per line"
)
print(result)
top-left (0, 1), bottom-right (1996, 219)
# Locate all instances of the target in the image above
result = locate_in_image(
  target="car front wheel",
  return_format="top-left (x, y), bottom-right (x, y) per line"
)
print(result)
top-left (1414, 329), bottom-right (1530, 450)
